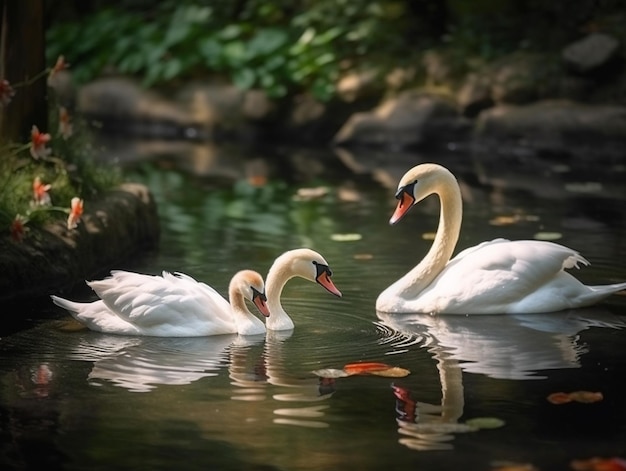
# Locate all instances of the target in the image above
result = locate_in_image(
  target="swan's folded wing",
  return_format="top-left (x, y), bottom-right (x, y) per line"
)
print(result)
top-left (88, 271), bottom-right (232, 328)
top-left (432, 240), bottom-right (589, 307)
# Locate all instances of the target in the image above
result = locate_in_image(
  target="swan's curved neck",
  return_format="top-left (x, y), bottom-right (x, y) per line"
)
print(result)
top-left (265, 260), bottom-right (296, 331)
top-left (229, 289), bottom-right (260, 333)
top-left (396, 176), bottom-right (462, 299)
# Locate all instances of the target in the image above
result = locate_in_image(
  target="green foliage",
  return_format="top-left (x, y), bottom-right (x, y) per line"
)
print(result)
top-left (46, 1), bottom-right (416, 101)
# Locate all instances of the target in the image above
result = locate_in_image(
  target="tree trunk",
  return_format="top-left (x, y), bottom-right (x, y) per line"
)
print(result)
top-left (0, 0), bottom-right (47, 145)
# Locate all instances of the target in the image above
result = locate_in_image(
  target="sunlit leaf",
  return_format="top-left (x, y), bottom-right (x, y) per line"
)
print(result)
top-left (489, 215), bottom-right (518, 226)
top-left (311, 368), bottom-right (349, 378)
top-left (293, 187), bottom-right (329, 201)
top-left (398, 422), bottom-right (477, 434)
top-left (367, 366), bottom-right (411, 378)
top-left (343, 362), bottom-right (409, 377)
top-left (534, 232), bottom-right (562, 241)
top-left (331, 233), bottom-right (362, 242)
top-left (465, 417), bottom-right (505, 429)
top-left (343, 361), bottom-right (391, 375)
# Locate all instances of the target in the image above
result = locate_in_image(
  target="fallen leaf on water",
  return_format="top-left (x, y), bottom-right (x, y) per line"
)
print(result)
top-left (547, 392), bottom-right (573, 404)
top-left (315, 362), bottom-right (410, 379)
top-left (490, 461), bottom-right (539, 471)
top-left (489, 215), bottom-right (519, 226)
top-left (330, 233), bottom-right (362, 242)
top-left (569, 391), bottom-right (604, 403)
top-left (293, 187), bottom-right (329, 201)
top-left (565, 182), bottom-right (603, 194)
top-left (534, 231), bottom-right (563, 241)
top-left (343, 362), bottom-right (393, 375)
top-left (366, 366), bottom-right (410, 378)
top-left (465, 417), bottom-right (506, 430)
top-left (547, 391), bottom-right (603, 405)
top-left (570, 457), bottom-right (626, 471)
top-left (311, 368), bottom-right (349, 378)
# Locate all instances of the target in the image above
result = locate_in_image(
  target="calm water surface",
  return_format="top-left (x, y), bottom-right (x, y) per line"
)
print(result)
top-left (2, 146), bottom-right (626, 470)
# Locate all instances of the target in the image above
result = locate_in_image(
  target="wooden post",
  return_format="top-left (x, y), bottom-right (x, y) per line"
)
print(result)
top-left (0, 0), bottom-right (47, 145)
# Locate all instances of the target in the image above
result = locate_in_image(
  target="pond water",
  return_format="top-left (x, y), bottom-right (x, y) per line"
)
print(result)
top-left (2, 144), bottom-right (626, 470)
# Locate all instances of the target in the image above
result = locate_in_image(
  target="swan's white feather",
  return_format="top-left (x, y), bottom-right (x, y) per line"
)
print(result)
top-left (52, 271), bottom-right (255, 337)
top-left (377, 163), bottom-right (626, 314)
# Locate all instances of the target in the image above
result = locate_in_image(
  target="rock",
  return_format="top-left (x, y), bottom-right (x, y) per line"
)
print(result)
top-left (0, 183), bottom-right (160, 303)
top-left (457, 73), bottom-right (494, 117)
top-left (473, 100), bottom-right (626, 158)
top-left (562, 33), bottom-right (620, 73)
top-left (333, 90), bottom-right (465, 150)
top-left (78, 77), bottom-right (197, 138)
top-left (336, 69), bottom-right (383, 102)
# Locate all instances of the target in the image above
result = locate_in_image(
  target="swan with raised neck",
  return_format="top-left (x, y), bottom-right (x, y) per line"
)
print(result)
top-left (376, 163), bottom-right (626, 314)
top-left (265, 248), bottom-right (342, 331)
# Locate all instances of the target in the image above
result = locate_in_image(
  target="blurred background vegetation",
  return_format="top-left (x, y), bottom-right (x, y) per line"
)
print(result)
top-left (45, 0), bottom-right (626, 101)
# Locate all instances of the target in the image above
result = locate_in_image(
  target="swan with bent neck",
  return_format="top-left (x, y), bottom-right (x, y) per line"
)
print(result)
top-left (264, 248), bottom-right (342, 331)
top-left (376, 163), bottom-right (626, 314)
top-left (52, 269), bottom-right (270, 336)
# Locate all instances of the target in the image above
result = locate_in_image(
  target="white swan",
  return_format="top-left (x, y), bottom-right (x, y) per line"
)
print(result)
top-left (264, 248), bottom-right (342, 331)
top-left (51, 269), bottom-right (269, 336)
top-left (376, 163), bottom-right (626, 314)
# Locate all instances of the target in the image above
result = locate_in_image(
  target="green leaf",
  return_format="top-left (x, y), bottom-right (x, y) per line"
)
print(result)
top-left (247, 28), bottom-right (289, 57)
top-left (233, 68), bottom-right (256, 90)
top-left (198, 37), bottom-right (222, 65)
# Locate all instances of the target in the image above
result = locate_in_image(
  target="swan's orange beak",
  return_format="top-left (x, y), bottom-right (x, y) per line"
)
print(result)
top-left (390, 190), bottom-right (414, 225)
top-left (252, 290), bottom-right (270, 317)
top-left (316, 270), bottom-right (342, 298)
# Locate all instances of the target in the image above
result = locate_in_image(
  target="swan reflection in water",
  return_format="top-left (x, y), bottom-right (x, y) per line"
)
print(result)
top-left (72, 329), bottom-right (336, 427)
top-left (376, 307), bottom-right (626, 451)
top-left (71, 333), bottom-right (260, 392)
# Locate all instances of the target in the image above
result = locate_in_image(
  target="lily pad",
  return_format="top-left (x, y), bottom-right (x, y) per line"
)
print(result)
top-left (465, 417), bottom-right (506, 430)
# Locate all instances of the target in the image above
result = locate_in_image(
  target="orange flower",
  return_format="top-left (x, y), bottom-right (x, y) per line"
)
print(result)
top-left (58, 106), bottom-right (73, 139)
top-left (0, 79), bottom-right (15, 106)
top-left (30, 125), bottom-right (51, 159)
top-left (10, 214), bottom-right (29, 242)
top-left (49, 55), bottom-right (69, 79)
top-left (33, 176), bottom-right (52, 206)
top-left (67, 197), bottom-right (84, 230)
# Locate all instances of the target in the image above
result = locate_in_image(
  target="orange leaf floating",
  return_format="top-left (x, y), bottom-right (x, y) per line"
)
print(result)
top-left (490, 461), bottom-right (538, 471)
top-left (547, 392), bottom-right (573, 405)
top-left (569, 391), bottom-right (604, 403)
top-left (367, 367), bottom-right (410, 378)
top-left (547, 391), bottom-right (603, 405)
top-left (343, 362), bottom-right (410, 378)
top-left (571, 457), bottom-right (626, 471)
top-left (343, 362), bottom-right (393, 376)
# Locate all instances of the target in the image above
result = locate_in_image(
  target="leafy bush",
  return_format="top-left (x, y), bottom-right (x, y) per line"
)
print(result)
top-left (46, 1), bottom-right (417, 101)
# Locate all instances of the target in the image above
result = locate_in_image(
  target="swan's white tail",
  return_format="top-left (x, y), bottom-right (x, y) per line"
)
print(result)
top-left (582, 282), bottom-right (626, 305)
top-left (50, 295), bottom-right (85, 314)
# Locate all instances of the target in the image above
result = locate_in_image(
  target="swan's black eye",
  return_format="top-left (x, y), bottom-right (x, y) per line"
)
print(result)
top-left (312, 260), bottom-right (332, 277)
top-left (395, 180), bottom-right (417, 200)
top-left (251, 286), bottom-right (266, 302)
